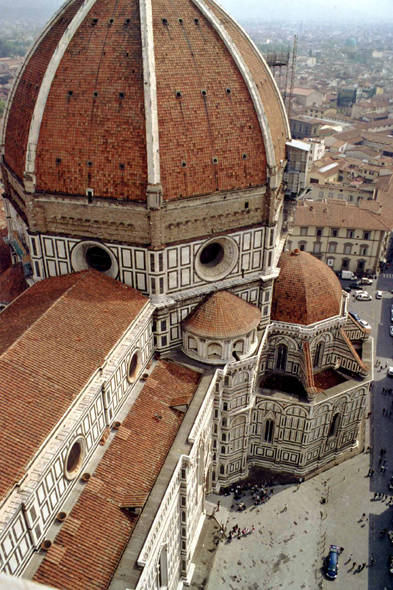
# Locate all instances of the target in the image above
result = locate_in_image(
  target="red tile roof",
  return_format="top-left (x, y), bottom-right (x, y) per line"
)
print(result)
top-left (294, 201), bottom-right (391, 231)
top-left (0, 271), bottom-right (148, 502)
top-left (0, 229), bottom-right (11, 274)
top-left (314, 369), bottom-right (345, 390)
top-left (33, 360), bottom-right (201, 590)
top-left (271, 250), bottom-right (342, 326)
top-left (0, 262), bottom-right (27, 304)
top-left (183, 290), bottom-right (261, 339)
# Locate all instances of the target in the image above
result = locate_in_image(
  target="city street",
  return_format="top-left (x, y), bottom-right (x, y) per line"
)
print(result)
top-left (191, 270), bottom-right (393, 590)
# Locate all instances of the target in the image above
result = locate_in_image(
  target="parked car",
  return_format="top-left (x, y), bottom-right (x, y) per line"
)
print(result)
top-left (388, 367), bottom-right (393, 377)
top-left (354, 290), bottom-right (367, 297)
top-left (344, 288), bottom-right (351, 294)
top-left (349, 311), bottom-right (361, 321)
top-left (358, 319), bottom-right (371, 330)
top-left (391, 311), bottom-right (393, 322)
top-left (325, 545), bottom-right (339, 580)
top-left (357, 293), bottom-right (372, 301)
top-left (376, 291), bottom-right (383, 299)
top-left (389, 326), bottom-right (393, 337)
top-left (349, 282), bottom-right (360, 289)
top-left (359, 278), bottom-right (373, 285)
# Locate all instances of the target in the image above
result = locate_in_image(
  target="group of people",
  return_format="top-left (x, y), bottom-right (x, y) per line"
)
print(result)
top-left (226, 523), bottom-right (255, 541)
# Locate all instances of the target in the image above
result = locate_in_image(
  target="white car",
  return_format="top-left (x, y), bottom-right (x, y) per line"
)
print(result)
top-left (353, 290), bottom-right (367, 296)
top-left (358, 319), bottom-right (372, 330)
top-left (389, 326), bottom-right (393, 337)
top-left (376, 291), bottom-right (383, 299)
top-left (360, 278), bottom-right (373, 285)
top-left (388, 367), bottom-right (393, 377)
top-left (357, 293), bottom-right (372, 301)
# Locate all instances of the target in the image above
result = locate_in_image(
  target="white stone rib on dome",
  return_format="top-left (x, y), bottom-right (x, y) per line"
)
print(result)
top-left (24, 0), bottom-right (100, 192)
top-left (191, 0), bottom-right (276, 169)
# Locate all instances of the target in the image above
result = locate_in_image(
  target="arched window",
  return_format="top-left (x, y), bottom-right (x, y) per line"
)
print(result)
top-left (220, 464), bottom-right (225, 475)
top-left (276, 344), bottom-right (288, 371)
top-left (221, 433), bottom-right (226, 442)
top-left (264, 420), bottom-right (274, 443)
top-left (207, 342), bottom-right (222, 359)
top-left (213, 424), bottom-right (217, 434)
top-left (221, 446), bottom-right (225, 454)
top-left (328, 413), bottom-right (340, 437)
top-left (314, 342), bottom-right (324, 368)
top-left (233, 340), bottom-right (244, 354)
top-left (188, 337), bottom-right (197, 352)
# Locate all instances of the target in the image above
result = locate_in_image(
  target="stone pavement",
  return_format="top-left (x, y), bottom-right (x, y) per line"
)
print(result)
top-left (190, 272), bottom-right (393, 590)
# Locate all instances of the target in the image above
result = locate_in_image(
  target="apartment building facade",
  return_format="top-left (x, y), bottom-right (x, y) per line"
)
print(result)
top-left (289, 201), bottom-right (390, 275)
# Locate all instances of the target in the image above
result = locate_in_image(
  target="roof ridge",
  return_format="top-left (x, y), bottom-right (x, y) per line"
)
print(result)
top-left (0, 272), bottom-right (87, 360)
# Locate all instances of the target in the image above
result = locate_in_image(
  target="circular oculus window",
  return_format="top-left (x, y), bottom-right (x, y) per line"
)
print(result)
top-left (64, 436), bottom-right (86, 480)
top-left (127, 350), bottom-right (141, 384)
top-left (195, 236), bottom-right (238, 282)
top-left (71, 241), bottom-right (119, 278)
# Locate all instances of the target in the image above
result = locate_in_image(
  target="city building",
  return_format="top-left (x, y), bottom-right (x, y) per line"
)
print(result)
top-left (0, 1), bottom-right (372, 589)
top-left (290, 200), bottom-right (390, 275)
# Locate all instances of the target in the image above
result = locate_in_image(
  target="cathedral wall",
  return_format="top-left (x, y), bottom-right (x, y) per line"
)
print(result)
top-left (248, 384), bottom-right (367, 477)
top-left (135, 370), bottom-right (216, 590)
top-left (0, 308), bottom-right (154, 577)
top-left (23, 224), bottom-right (270, 296)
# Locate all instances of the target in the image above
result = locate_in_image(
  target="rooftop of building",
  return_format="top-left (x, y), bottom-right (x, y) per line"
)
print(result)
top-left (0, 270), bottom-right (148, 502)
top-left (0, 262), bottom-right (27, 305)
top-left (271, 250), bottom-right (343, 326)
top-left (183, 290), bottom-right (261, 339)
top-left (2, 0), bottom-right (288, 203)
top-left (33, 359), bottom-right (202, 590)
top-left (294, 200), bottom-right (390, 231)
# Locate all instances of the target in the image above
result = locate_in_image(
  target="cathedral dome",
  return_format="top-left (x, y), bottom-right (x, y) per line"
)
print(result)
top-left (182, 290), bottom-right (260, 364)
top-left (1, 0), bottom-right (289, 202)
top-left (271, 249), bottom-right (343, 326)
top-left (184, 290), bottom-right (260, 338)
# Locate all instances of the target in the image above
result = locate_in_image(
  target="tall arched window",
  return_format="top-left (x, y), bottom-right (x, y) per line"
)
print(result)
top-left (276, 344), bottom-right (288, 371)
top-left (233, 340), bottom-right (244, 354)
top-left (158, 546), bottom-right (168, 588)
top-left (207, 342), bottom-right (222, 359)
top-left (314, 342), bottom-right (324, 368)
top-left (328, 413), bottom-right (340, 437)
top-left (264, 420), bottom-right (274, 443)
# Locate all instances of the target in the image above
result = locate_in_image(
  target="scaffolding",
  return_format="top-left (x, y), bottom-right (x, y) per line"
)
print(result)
top-left (263, 36), bottom-right (297, 118)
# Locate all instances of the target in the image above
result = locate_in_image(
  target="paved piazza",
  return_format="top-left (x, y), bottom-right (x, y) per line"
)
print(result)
top-left (192, 270), bottom-right (393, 590)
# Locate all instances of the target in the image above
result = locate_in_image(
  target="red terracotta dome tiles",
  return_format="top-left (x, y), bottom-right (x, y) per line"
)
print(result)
top-left (271, 250), bottom-right (342, 326)
top-left (183, 290), bottom-right (261, 339)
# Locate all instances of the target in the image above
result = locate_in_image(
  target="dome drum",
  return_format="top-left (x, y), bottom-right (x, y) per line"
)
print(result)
top-left (182, 329), bottom-right (258, 365)
top-left (182, 290), bottom-right (261, 364)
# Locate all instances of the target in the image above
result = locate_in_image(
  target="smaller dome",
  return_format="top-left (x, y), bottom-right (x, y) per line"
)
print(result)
top-left (271, 250), bottom-right (342, 326)
top-left (183, 291), bottom-right (261, 339)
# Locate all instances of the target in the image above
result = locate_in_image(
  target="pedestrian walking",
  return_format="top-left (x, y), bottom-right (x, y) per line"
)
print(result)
top-left (362, 562), bottom-right (366, 570)
top-left (352, 562), bottom-right (357, 570)
top-left (216, 501), bottom-right (220, 512)
top-left (283, 503), bottom-right (288, 512)
top-left (383, 408), bottom-right (386, 416)
top-left (370, 469), bottom-right (375, 477)
top-left (370, 557), bottom-right (375, 566)
top-left (361, 513), bottom-right (366, 521)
